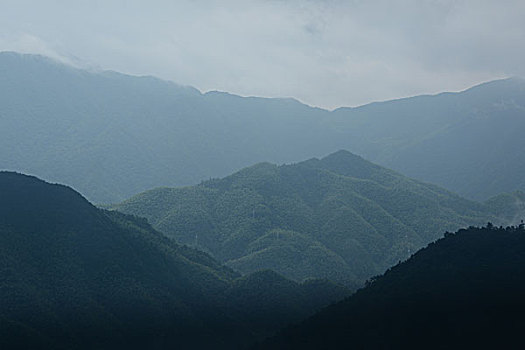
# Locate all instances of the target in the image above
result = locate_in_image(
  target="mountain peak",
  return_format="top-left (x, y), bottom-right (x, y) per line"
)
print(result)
top-left (0, 171), bottom-right (96, 232)
top-left (312, 150), bottom-right (397, 182)
top-left (321, 149), bottom-right (363, 163)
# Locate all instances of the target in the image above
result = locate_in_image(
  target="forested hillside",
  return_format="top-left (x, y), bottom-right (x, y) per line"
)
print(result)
top-left (258, 224), bottom-right (525, 349)
top-left (1, 52), bottom-right (524, 203)
top-left (114, 150), bottom-right (496, 286)
top-left (485, 190), bottom-right (525, 225)
top-left (0, 172), bottom-right (348, 349)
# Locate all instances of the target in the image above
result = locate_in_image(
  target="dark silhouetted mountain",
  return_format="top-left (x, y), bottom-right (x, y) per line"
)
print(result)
top-left (257, 224), bottom-right (525, 349)
top-left (0, 172), bottom-right (349, 350)
top-left (2, 52), bottom-right (524, 203)
top-left (113, 150), bottom-right (496, 286)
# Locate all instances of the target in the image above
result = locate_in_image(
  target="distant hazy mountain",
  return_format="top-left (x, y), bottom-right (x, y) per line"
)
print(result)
top-left (258, 224), bottom-right (525, 349)
top-left (1, 52), bottom-right (524, 202)
top-left (0, 52), bottom-right (334, 203)
top-left (0, 172), bottom-right (348, 349)
top-left (113, 150), bottom-right (497, 286)
top-left (332, 77), bottom-right (525, 200)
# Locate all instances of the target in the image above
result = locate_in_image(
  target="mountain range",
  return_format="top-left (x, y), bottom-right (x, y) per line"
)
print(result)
top-left (1, 51), bottom-right (524, 203)
top-left (113, 150), bottom-right (507, 286)
top-left (0, 172), bottom-right (348, 349)
top-left (3, 49), bottom-right (525, 348)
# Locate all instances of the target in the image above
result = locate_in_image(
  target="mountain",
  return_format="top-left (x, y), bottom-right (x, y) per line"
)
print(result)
top-left (258, 224), bottom-right (525, 349)
top-left (332, 77), bottom-right (525, 200)
top-left (2, 52), bottom-right (525, 203)
top-left (0, 52), bottom-right (334, 204)
top-left (0, 172), bottom-right (349, 349)
top-left (113, 150), bottom-right (497, 286)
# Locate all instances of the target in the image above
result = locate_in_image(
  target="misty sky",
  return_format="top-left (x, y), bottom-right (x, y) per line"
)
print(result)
top-left (1, 0), bottom-right (524, 109)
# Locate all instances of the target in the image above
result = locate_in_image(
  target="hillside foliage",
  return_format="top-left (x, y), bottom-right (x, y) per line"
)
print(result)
top-left (258, 224), bottom-right (525, 349)
top-left (114, 151), bottom-right (498, 286)
top-left (0, 172), bottom-right (349, 349)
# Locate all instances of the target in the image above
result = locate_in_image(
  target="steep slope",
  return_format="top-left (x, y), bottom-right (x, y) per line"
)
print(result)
top-left (258, 224), bottom-right (525, 349)
top-left (0, 172), bottom-right (349, 349)
top-left (114, 150), bottom-right (495, 286)
top-left (2, 52), bottom-right (525, 203)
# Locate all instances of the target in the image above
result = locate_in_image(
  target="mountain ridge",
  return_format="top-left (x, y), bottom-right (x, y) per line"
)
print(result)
top-left (114, 150), bottom-right (499, 286)
top-left (3, 51), bottom-right (518, 111)
top-left (2, 51), bottom-right (524, 202)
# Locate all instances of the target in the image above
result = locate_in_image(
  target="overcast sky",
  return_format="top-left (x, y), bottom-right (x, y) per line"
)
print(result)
top-left (1, 0), bottom-right (524, 109)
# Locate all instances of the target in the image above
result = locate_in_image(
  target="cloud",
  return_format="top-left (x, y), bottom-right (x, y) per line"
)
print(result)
top-left (0, 33), bottom-right (71, 65)
top-left (0, 0), bottom-right (523, 108)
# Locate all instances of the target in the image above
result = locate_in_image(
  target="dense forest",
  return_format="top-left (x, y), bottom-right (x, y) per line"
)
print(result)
top-left (114, 150), bottom-right (500, 286)
top-left (484, 190), bottom-right (525, 225)
top-left (0, 172), bottom-right (349, 349)
top-left (258, 224), bottom-right (525, 349)
top-left (1, 52), bottom-right (525, 203)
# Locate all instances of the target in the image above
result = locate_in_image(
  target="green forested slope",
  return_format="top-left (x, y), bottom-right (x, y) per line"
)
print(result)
top-left (485, 190), bottom-right (525, 225)
top-left (114, 150), bottom-right (496, 286)
top-left (2, 52), bottom-right (525, 203)
top-left (0, 172), bottom-right (348, 349)
top-left (258, 224), bottom-right (525, 349)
